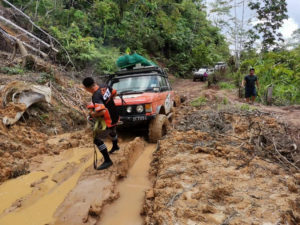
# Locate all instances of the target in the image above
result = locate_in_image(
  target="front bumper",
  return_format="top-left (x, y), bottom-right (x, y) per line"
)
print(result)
top-left (120, 115), bottom-right (155, 123)
top-left (194, 74), bottom-right (204, 78)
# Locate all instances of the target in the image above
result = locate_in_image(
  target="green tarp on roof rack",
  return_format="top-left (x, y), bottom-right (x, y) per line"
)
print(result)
top-left (116, 53), bottom-right (156, 69)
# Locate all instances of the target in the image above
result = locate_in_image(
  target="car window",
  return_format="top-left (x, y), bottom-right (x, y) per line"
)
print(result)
top-left (198, 69), bottom-right (207, 73)
top-left (111, 75), bottom-right (159, 92)
top-left (158, 76), bottom-right (169, 91)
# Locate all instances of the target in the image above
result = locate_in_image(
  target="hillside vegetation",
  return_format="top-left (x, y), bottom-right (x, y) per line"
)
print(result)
top-left (234, 47), bottom-right (300, 105)
top-left (7, 0), bottom-right (229, 76)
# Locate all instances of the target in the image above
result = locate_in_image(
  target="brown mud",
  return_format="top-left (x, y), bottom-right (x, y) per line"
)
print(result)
top-left (0, 62), bottom-right (299, 225)
top-left (0, 136), bottom-right (150, 225)
top-left (98, 144), bottom-right (155, 225)
top-left (142, 79), bottom-right (300, 225)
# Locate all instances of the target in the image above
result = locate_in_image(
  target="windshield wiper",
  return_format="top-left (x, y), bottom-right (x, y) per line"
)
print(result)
top-left (118, 90), bottom-right (144, 95)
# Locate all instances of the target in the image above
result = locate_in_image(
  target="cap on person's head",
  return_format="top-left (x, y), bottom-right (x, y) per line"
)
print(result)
top-left (250, 68), bottom-right (255, 71)
top-left (82, 77), bottom-right (95, 88)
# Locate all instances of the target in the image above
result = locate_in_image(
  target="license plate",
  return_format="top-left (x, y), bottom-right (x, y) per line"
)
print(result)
top-left (132, 116), bottom-right (147, 121)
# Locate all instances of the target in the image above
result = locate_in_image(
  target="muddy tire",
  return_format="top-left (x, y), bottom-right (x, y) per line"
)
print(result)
top-left (168, 107), bottom-right (175, 123)
top-left (148, 114), bottom-right (169, 143)
top-left (174, 95), bottom-right (181, 107)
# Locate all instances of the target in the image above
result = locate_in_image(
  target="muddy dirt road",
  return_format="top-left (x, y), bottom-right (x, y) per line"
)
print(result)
top-left (0, 78), bottom-right (299, 225)
top-left (0, 133), bottom-right (156, 225)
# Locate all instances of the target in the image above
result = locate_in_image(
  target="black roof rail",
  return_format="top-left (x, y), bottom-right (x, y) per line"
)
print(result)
top-left (114, 66), bottom-right (166, 76)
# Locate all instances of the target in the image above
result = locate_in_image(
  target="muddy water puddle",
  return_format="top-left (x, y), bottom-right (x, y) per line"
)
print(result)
top-left (0, 146), bottom-right (94, 225)
top-left (98, 144), bottom-right (155, 225)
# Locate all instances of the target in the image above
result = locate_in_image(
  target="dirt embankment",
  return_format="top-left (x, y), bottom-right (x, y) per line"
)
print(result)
top-left (0, 65), bottom-right (89, 182)
top-left (142, 79), bottom-right (300, 225)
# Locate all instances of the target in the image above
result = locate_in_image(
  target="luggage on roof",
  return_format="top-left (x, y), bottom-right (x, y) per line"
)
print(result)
top-left (116, 53), bottom-right (156, 69)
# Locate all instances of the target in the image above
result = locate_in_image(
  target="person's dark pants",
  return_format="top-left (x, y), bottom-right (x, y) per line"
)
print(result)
top-left (94, 126), bottom-right (118, 162)
top-left (245, 87), bottom-right (257, 98)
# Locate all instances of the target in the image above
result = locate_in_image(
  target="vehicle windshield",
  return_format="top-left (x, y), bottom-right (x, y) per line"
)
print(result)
top-left (111, 75), bottom-right (159, 93)
top-left (198, 69), bottom-right (207, 73)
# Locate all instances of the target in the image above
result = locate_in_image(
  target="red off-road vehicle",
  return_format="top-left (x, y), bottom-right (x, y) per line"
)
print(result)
top-left (107, 66), bottom-right (179, 142)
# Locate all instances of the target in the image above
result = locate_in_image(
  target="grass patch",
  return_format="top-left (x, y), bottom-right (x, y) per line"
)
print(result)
top-left (39, 113), bottom-right (49, 122)
top-left (191, 96), bottom-right (206, 107)
top-left (37, 72), bottom-right (55, 84)
top-left (219, 82), bottom-right (235, 90)
top-left (0, 66), bottom-right (24, 75)
top-left (239, 104), bottom-right (256, 111)
top-left (222, 97), bottom-right (229, 105)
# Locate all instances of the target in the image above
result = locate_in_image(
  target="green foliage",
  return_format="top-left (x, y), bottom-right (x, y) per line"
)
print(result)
top-left (39, 113), bottom-right (49, 122)
top-left (191, 96), bottom-right (207, 107)
top-left (248, 0), bottom-right (288, 51)
top-left (0, 66), bottom-right (24, 75)
top-left (240, 104), bottom-right (251, 111)
top-left (9, 0), bottom-right (229, 76)
top-left (222, 97), bottom-right (228, 105)
top-left (37, 72), bottom-right (55, 84)
top-left (237, 48), bottom-right (300, 105)
top-left (219, 82), bottom-right (235, 90)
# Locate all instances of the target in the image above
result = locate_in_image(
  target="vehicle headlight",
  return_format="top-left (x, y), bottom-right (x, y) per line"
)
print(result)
top-left (126, 106), bottom-right (132, 113)
top-left (136, 105), bottom-right (144, 113)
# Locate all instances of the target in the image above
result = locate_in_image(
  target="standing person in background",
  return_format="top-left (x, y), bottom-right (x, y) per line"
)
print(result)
top-left (242, 68), bottom-right (259, 104)
top-left (83, 77), bottom-right (120, 170)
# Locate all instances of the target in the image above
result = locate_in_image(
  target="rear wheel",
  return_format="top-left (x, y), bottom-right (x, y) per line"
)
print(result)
top-left (148, 114), bottom-right (169, 143)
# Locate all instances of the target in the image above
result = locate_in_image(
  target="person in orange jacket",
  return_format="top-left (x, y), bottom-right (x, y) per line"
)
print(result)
top-left (83, 77), bottom-right (120, 170)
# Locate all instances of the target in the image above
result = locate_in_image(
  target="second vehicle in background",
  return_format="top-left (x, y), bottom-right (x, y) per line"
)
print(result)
top-left (193, 68), bottom-right (214, 82)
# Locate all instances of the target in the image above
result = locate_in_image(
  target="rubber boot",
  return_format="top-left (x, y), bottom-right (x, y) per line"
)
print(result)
top-left (109, 139), bottom-right (120, 154)
top-left (97, 147), bottom-right (113, 170)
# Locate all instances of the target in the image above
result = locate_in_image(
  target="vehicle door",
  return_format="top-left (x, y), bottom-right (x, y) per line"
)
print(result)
top-left (157, 76), bottom-right (172, 114)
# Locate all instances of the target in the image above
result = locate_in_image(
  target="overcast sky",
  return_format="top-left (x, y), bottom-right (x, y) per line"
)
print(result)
top-left (207, 0), bottom-right (300, 41)
top-left (280, 0), bottom-right (300, 39)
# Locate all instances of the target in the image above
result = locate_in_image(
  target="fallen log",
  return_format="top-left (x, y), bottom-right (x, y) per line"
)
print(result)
top-left (2, 0), bottom-right (75, 68)
top-left (0, 27), bottom-right (48, 59)
top-left (0, 15), bottom-right (58, 52)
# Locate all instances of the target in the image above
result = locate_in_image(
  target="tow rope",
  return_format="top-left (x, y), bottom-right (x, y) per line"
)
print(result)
top-left (119, 93), bottom-right (126, 106)
top-left (92, 118), bottom-right (107, 170)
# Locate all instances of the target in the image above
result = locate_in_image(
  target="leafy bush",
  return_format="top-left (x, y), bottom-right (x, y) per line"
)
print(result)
top-left (191, 96), bottom-right (207, 107)
top-left (9, 0), bottom-right (229, 76)
top-left (237, 48), bottom-right (300, 105)
top-left (222, 97), bottom-right (229, 105)
top-left (37, 72), bottom-right (55, 84)
top-left (219, 82), bottom-right (235, 90)
top-left (240, 104), bottom-right (251, 111)
top-left (0, 66), bottom-right (24, 75)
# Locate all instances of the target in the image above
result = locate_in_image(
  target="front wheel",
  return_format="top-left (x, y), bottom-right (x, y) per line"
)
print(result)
top-left (148, 114), bottom-right (169, 143)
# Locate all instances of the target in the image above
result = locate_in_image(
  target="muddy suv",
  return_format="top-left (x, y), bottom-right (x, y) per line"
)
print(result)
top-left (107, 66), bottom-right (176, 142)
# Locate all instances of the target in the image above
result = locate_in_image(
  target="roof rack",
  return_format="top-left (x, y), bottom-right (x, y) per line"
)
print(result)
top-left (115, 66), bottom-right (166, 76)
